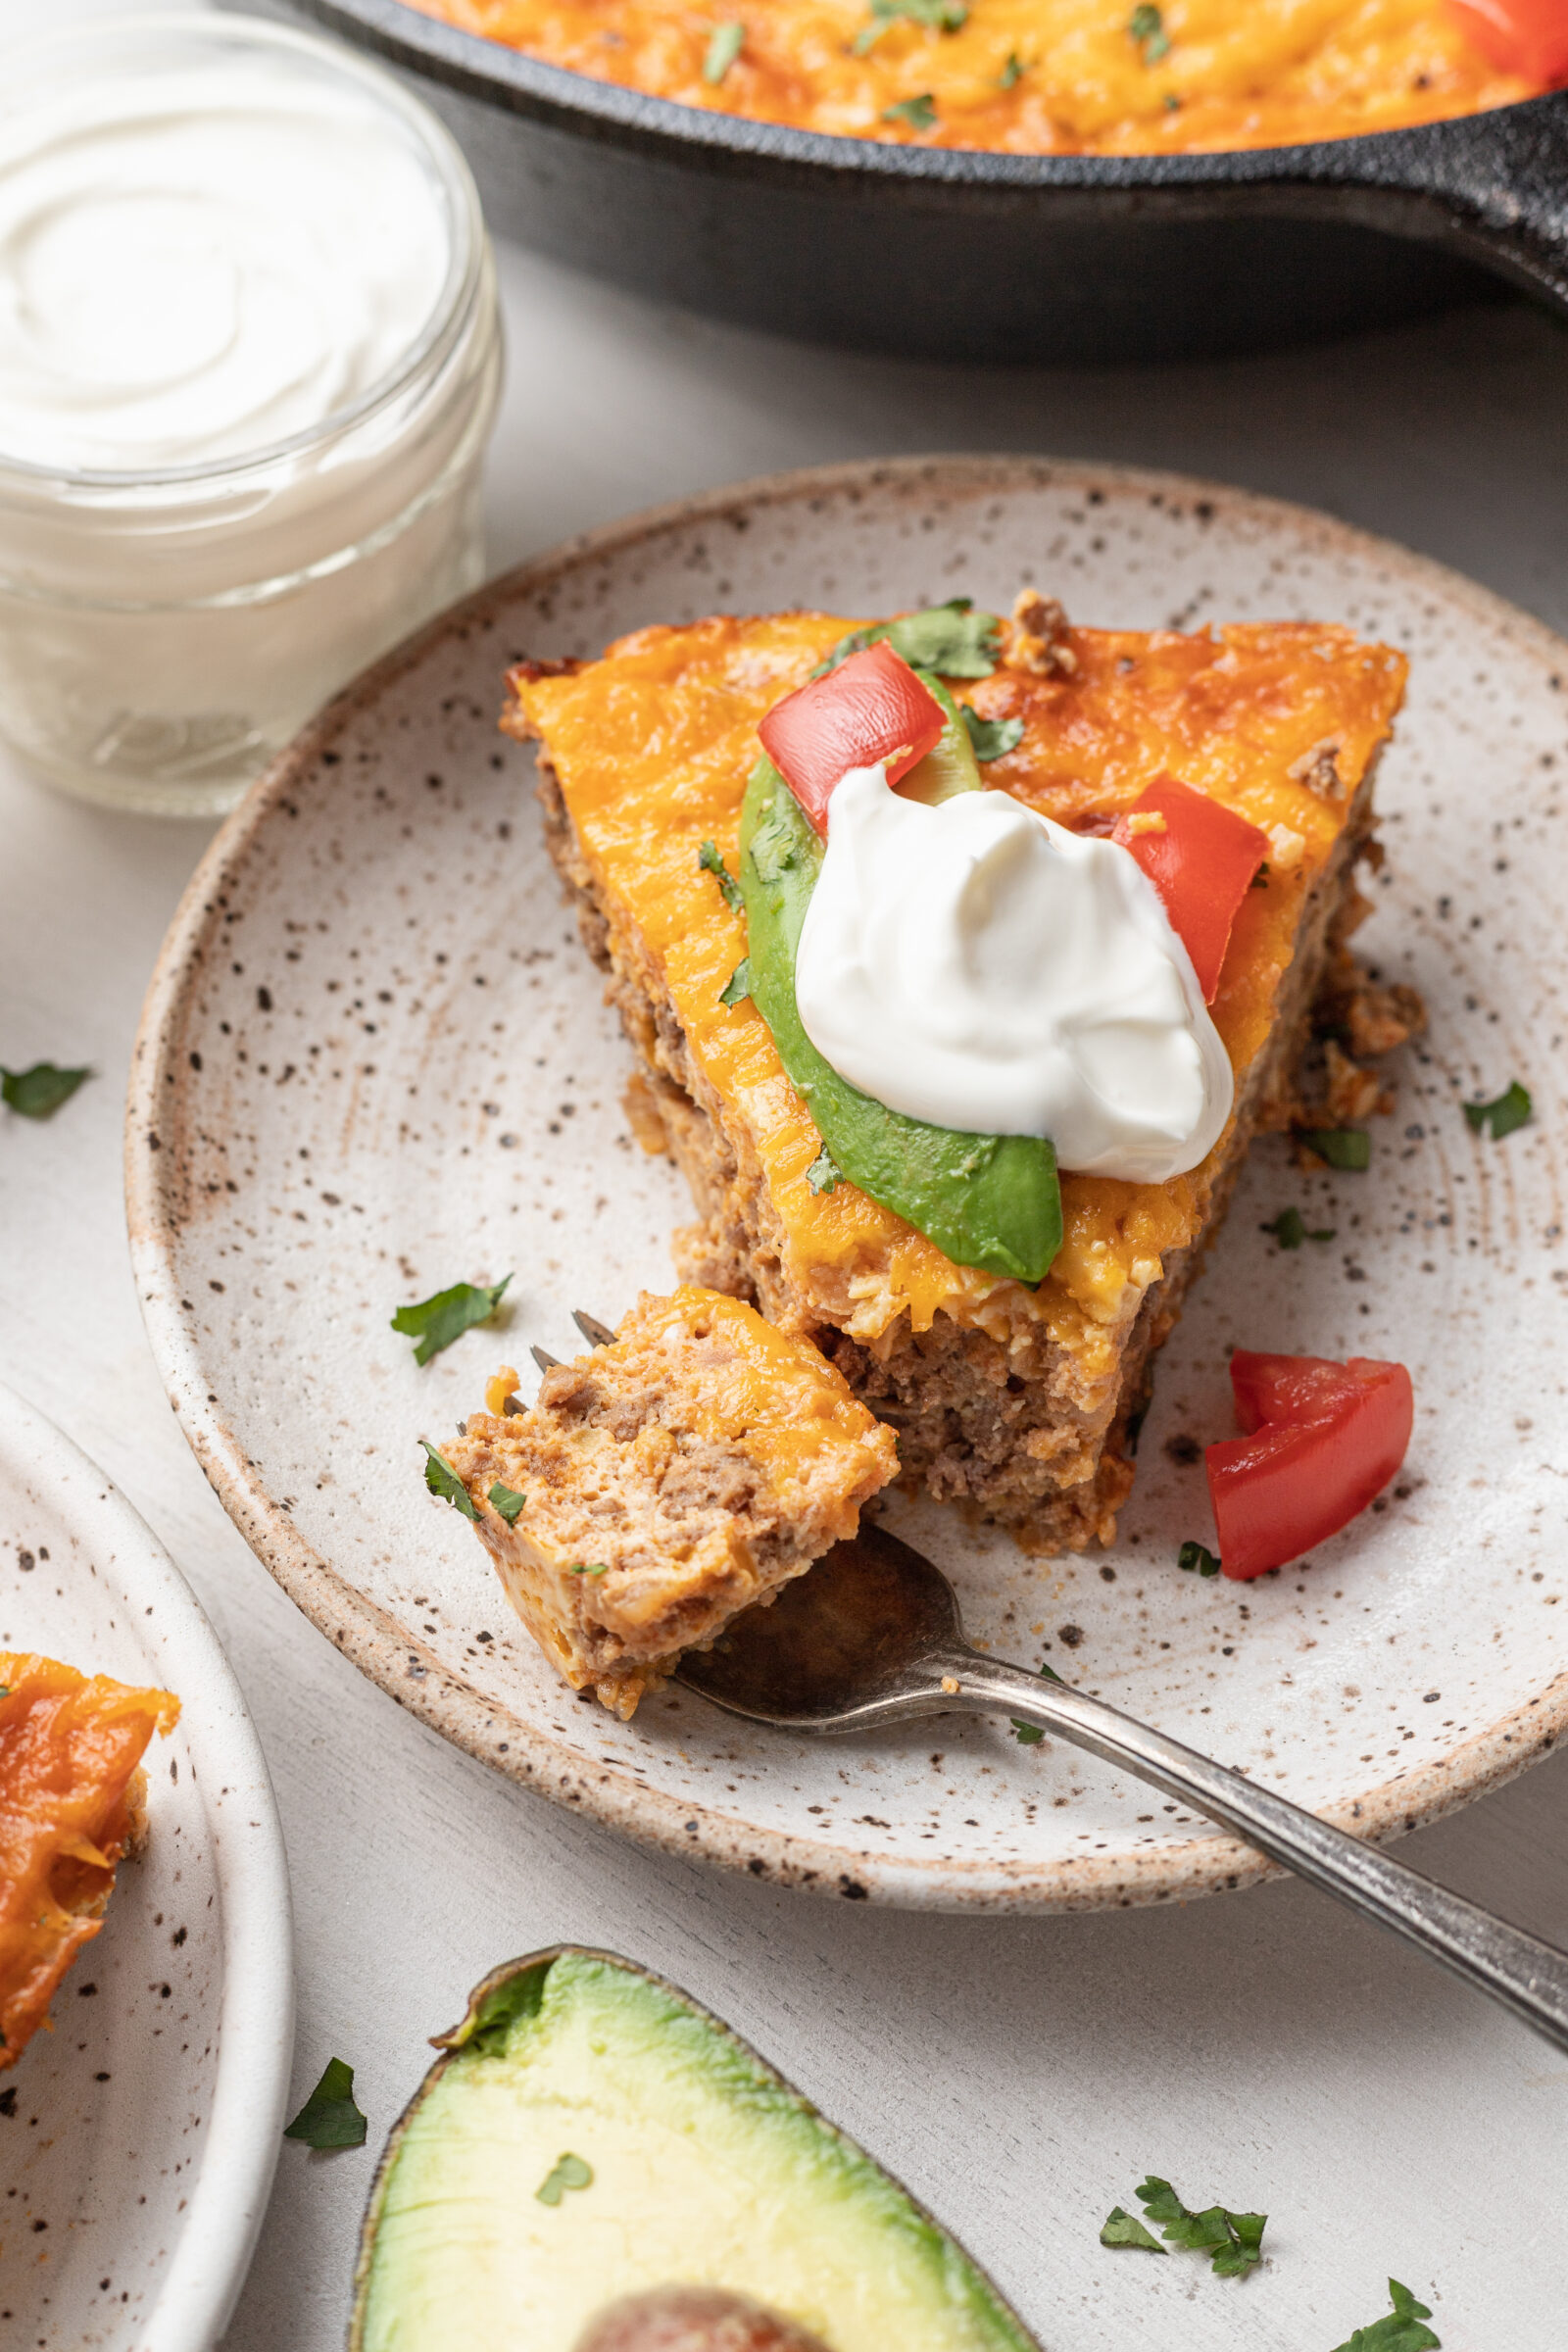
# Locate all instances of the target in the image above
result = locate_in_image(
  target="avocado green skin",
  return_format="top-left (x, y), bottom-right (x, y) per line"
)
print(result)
top-left (350, 1946), bottom-right (1041, 2352)
top-left (739, 753), bottom-right (1062, 1287)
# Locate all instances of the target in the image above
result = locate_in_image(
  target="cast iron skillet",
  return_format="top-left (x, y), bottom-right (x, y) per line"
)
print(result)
top-left (272, 0), bottom-right (1568, 359)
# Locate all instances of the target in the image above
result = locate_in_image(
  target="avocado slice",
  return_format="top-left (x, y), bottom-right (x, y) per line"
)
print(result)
top-left (352, 1946), bottom-right (1040, 2352)
top-left (739, 750), bottom-right (1062, 1286)
top-left (896, 669), bottom-right (985, 807)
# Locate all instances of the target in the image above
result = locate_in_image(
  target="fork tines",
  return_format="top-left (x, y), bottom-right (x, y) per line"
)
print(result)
top-left (572, 1308), bottom-right (616, 1348)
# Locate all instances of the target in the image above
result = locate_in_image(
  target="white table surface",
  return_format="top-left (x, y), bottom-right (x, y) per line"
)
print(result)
top-left (4, 7), bottom-right (1568, 2346)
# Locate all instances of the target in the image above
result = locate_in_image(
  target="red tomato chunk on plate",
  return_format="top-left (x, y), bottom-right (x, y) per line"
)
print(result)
top-left (1206, 1350), bottom-right (1414, 1580)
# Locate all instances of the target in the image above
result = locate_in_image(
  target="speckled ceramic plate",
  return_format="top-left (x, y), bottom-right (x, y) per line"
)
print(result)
top-left (0, 1383), bottom-right (292, 2350)
top-left (127, 455), bottom-right (1568, 1912)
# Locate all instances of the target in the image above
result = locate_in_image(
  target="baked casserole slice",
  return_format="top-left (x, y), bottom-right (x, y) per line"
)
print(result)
top-left (444, 1286), bottom-right (898, 1717)
top-left (505, 600), bottom-right (1409, 1554)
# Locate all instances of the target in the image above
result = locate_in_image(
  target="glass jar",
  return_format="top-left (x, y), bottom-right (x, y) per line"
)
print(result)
top-left (0, 15), bottom-right (502, 816)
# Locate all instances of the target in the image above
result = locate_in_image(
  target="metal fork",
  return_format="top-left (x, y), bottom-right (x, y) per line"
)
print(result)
top-left (677, 1523), bottom-right (1568, 2053)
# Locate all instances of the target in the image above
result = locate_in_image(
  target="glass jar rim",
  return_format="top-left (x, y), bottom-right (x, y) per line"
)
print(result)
top-left (0, 11), bottom-right (484, 493)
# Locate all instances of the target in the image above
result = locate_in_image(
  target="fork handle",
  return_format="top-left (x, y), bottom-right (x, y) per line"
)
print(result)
top-left (938, 1645), bottom-right (1568, 2054)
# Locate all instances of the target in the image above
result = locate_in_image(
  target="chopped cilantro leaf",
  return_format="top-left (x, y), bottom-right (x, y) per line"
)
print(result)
top-left (999, 49), bottom-right (1025, 87)
top-left (856, 0), bottom-right (964, 53)
top-left (1261, 1206), bottom-right (1336, 1249)
top-left (1011, 1659), bottom-right (1065, 1743)
top-left (284, 2057), bottom-right (367, 2149)
top-left (536, 2151), bottom-right (594, 2205)
top-left (698, 839), bottom-right (744, 913)
top-left (422, 1442), bottom-right (477, 1520)
top-left (1101, 2205), bottom-right (1166, 2252)
top-left (704, 20), bottom-right (745, 81)
top-left (889, 601), bottom-right (998, 673)
top-left (1210, 2212), bottom-right (1267, 2278)
top-left (747, 796), bottom-right (799, 885)
top-left (719, 956), bottom-right (752, 1007)
top-left (1, 1062), bottom-right (91, 1119)
top-left (567, 1561), bottom-right (610, 1577)
top-left (1298, 1126), bottom-right (1371, 1171)
top-left (488, 1483), bottom-right (526, 1525)
top-left (813, 599), bottom-right (1001, 681)
top-left (1178, 1540), bottom-right (1220, 1577)
top-left (960, 708), bottom-right (1025, 761)
top-left (1464, 1080), bottom-right (1531, 1141)
top-left (806, 1146), bottom-right (841, 1194)
top-left (1331, 2278), bottom-right (1441, 2352)
top-left (393, 1276), bottom-right (512, 1366)
top-left (1128, 3), bottom-right (1171, 62)
top-left (882, 92), bottom-right (939, 128)
top-left (1136, 2177), bottom-right (1265, 2278)
top-left (885, 599), bottom-right (999, 674)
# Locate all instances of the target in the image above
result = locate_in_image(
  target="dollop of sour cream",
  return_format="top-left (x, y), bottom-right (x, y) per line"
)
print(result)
top-left (794, 767), bottom-right (1234, 1183)
top-left (0, 57), bottom-right (449, 470)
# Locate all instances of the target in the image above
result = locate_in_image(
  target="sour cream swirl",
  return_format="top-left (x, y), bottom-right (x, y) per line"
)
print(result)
top-left (793, 767), bottom-right (1234, 1183)
top-left (0, 56), bottom-right (449, 470)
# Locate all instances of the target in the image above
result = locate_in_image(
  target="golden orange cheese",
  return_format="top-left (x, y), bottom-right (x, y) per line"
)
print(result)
top-left (585, 1287), bottom-right (900, 1496)
top-left (0, 1654), bottom-right (179, 2071)
top-left (512, 609), bottom-right (1405, 1370)
top-left (409, 0), bottom-right (1541, 155)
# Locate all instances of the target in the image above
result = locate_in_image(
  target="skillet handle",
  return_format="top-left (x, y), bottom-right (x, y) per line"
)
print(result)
top-left (1312, 91), bottom-right (1568, 321)
top-left (941, 1645), bottom-right (1568, 2056)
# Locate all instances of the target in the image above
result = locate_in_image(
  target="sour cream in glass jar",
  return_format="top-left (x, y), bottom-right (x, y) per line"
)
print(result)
top-left (0, 15), bottom-right (502, 813)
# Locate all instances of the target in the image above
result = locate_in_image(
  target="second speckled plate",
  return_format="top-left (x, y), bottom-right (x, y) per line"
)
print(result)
top-left (127, 456), bottom-right (1568, 1910)
top-left (0, 1383), bottom-right (292, 2351)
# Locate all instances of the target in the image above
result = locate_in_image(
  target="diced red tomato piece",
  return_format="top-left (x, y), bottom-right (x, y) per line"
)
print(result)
top-left (1229, 1348), bottom-right (1387, 1433)
top-left (1447, 0), bottom-right (1568, 81)
top-left (1206, 1350), bottom-right (1414, 1581)
top-left (1113, 777), bottom-right (1269, 1003)
top-left (759, 643), bottom-right (947, 837)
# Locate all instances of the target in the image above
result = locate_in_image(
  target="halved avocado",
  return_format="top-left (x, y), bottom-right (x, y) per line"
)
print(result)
top-left (351, 1946), bottom-right (1041, 2352)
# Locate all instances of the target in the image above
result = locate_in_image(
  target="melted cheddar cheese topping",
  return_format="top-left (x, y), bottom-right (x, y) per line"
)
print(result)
top-left (512, 611), bottom-right (1405, 1362)
top-left (410, 0), bottom-right (1540, 154)
top-left (1, 1654), bottom-right (179, 2071)
top-left (592, 1287), bottom-right (900, 1507)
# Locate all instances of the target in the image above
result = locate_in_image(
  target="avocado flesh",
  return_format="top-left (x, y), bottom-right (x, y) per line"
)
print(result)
top-left (354, 1949), bottom-right (1038, 2352)
top-left (739, 752), bottom-right (1062, 1287)
top-left (897, 669), bottom-right (983, 806)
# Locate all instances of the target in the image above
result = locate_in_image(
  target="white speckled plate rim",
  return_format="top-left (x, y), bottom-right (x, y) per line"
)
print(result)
top-left (125, 453), bottom-right (1568, 1912)
top-left (0, 1381), bottom-right (294, 2352)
